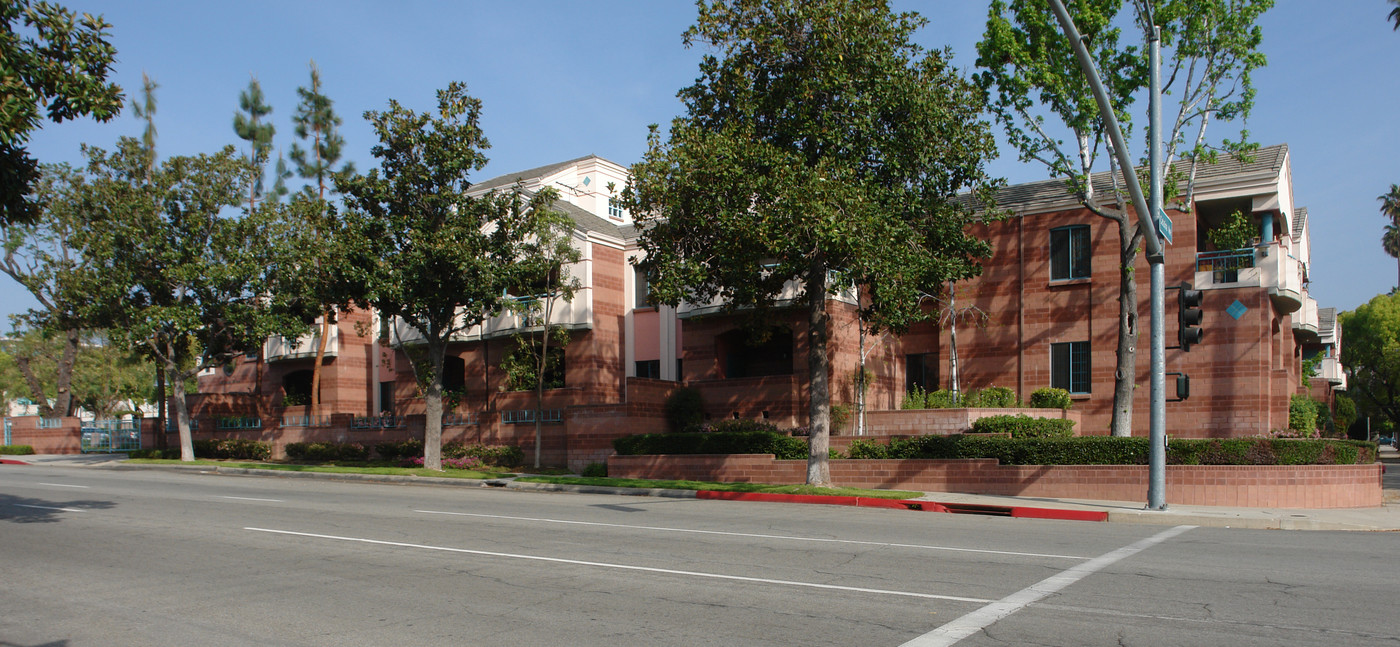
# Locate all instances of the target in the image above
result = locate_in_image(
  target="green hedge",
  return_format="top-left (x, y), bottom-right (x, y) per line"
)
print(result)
top-left (0, 444), bottom-right (35, 455)
top-left (192, 438), bottom-right (272, 460)
top-left (1029, 387), bottom-right (1073, 410)
top-left (691, 419), bottom-right (779, 434)
top-left (443, 441), bottom-right (524, 467)
top-left (614, 430), bottom-right (808, 460)
top-left (285, 441), bottom-right (369, 462)
top-left (832, 435), bottom-right (1373, 466)
top-left (375, 439), bottom-right (424, 460)
top-left (969, 414), bottom-right (1075, 438)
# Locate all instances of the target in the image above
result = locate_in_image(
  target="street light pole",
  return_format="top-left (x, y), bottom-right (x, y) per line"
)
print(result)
top-left (1047, 0), bottom-right (1168, 510)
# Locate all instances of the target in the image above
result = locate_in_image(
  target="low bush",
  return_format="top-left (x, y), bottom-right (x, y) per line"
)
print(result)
top-left (692, 418), bottom-right (779, 434)
top-left (614, 430), bottom-right (807, 460)
top-left (1289, 394), bottom-right (1319, 433)
top-left (970, 386), bottom-right (1018, 408)
top-left (375, 439), bottom-right (424, 461)
top-left (192, 438), bottom-right (272, 460)
top-left (1029, 387), bottom-right (1073, 410)
top-left (443, 442), bottom-right (524, 467)
top-left (284, 441), bottom-right (368, 462)
top-left (924, 389), bottom-right (960, 409)
top-left (581, 462), bottom-right (608, 477)
top-left (970, 414), bottom-right (1075, 438)
top-left (128, 448), bottom-right (183, 459)
top-left (900, 386), bottom-right (926, 409)
top-left (832, 435), bottom-right (1372, 466)
top-left (665, 386), bottom-right (706, 432)
top-left (0, 444), bottom-right (35, 455)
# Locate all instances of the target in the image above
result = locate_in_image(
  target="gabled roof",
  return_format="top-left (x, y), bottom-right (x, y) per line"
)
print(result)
top-left (1293, 207), bottom-right (1308, 240)
top-left (470, 154), bottom-right (605, 194)
top-left (551, 200), bottom-right (622, 238)
top-left (980, 144), bottom-right (1290, 216)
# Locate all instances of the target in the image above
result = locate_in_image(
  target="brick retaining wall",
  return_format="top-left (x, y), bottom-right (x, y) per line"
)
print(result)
top-left (607, 454), bottom-right (1383, 509)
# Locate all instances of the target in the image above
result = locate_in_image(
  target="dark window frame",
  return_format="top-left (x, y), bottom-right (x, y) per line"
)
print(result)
top-left (1051, 341), bottom-right (1091, 394)
top-left (1050, 225), bottom-right (1091, 281)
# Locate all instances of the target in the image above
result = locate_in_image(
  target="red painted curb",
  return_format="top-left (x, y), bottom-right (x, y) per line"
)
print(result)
top-left (694, 490), bottom-right (1104, 521)
top-left (0, 459), bottom-right (30, 465)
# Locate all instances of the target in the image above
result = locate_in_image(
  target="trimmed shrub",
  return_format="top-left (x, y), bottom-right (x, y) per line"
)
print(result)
top-left (192, 438), bottom-right (272, 460)
top-left (375, 439), bottom-right (424, 461)
top-left (285, 442), bottom-right (369, 462)
top-left (970, 386), bottom-right (1018, 408)
top-left (846, 438), bottom-right (889, 459)
top-left (839, 435), bottom-right (1372, 466)
top-left (693, 418), bottom-right (779, 434)
top-left (614, 430), bottom-right (807, 460)
top-left (1029, 387), bottom-right (1073, 410)
top-left (399, 455), bottom-right (484, 470)
top-left (0, 444), bottom-right (35, 455)
top-left (443, 441), bottom-right (524, 467)
top-left (924, 389), bottom-right (960, 409)
top-left (581, 462), bottom-right (608, 477)
top-left (128, 448), bottom-right (182, 459)
top-left (1289, 394), bottom-right (1318, 433)
top-left (665, 386), bottom-right (706, 432)
top-left (970, 414), bottom-right (1075, 438)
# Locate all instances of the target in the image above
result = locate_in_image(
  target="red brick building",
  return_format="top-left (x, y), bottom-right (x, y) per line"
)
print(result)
top-left (194, 145), bottom-right (1346, 465)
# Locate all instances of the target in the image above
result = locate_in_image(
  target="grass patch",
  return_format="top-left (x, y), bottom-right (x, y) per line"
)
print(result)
top-left (123, 458), bottom-right (513, 480)
top-left (514, 476), bottom-right (922, 499)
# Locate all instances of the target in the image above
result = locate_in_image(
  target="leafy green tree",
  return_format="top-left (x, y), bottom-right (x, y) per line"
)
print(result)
top-left (1378, 184), bottom-right (1400, 287)
top-left (1206, 209), bottom-right (1255, 251)
top-left (69, 138), bottom-right (309, 461)
top-left (289, 60), bottom-right (354, 418)
top-left (233, 76), bottom-right (276, 210)
top-left (1339, 292), bottom-right (1400, 434)
top-left (337, 82), bottom-right (564, 471)
top-left (0, 0), bottom-right (123, 224)
top-left (624, 0), bottom-right (1000, 485)
top-left (0, 164), bottom-right (97, 416)
top-left (70, 332), bottom-right (155, 419)
top-left (975, 0), bottom-right (1271, 436)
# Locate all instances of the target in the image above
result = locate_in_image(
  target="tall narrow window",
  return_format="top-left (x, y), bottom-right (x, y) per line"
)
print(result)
top-left (634, 266), bottom-right (650, 309)
top-left (1051, 341), bottom-right (1090, 394)
top-left (1050, 226), bottom-right (1091, 280)
top-left (608, 197), bottom-right (624, 219)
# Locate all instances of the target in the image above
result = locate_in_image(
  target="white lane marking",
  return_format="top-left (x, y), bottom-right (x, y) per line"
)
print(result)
top-left (216, 496), bottom-right (284, 503)
top-left (246, 527), bottom-right (992, 603)
top-left (414, 510), bottom-right (1089, 561)
top-left (14, 504), bottom-right (85, 512)
top-left (38, 482), bottom-right (90, 489)
top-left (899, 525), bottom-right (1196, 647)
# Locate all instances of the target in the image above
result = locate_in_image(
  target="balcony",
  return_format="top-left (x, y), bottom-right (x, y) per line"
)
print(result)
top-left (678, 274), bottom-right (859, 319)
top-left (1293, 295), bottom-right (1319, 342)
top-left (265, 325), bottom-right (340, 362)
top-left (1193, 241), bottom-right (1303, 314)
top-left (390, 292), bottom-right (592, 346)
top-left (1319, 357), bottom-right (1347, 390)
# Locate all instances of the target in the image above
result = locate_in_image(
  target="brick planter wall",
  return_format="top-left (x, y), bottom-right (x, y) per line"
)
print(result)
top-left (607, 454), bottom-right (1383, 509)
top-left (4, 416), bottom-right (82, 454)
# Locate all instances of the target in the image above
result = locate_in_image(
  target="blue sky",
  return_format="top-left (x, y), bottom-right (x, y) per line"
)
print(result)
top-left (16, 1), bottom-right (1400, 324)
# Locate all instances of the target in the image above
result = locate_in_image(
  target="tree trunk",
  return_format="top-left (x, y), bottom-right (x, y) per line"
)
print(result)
top-left (947, 281), bottom-right (961, 403)
top-left (52, 328), bottom-right (80, 417)
top-left (1111, 217), bottom-right (1139, 437)
top-left (422, 341), bottom-right (444, 471)
top-left (805, 259), bottom-right (832, 487)
top-left (168, 363), bottom-right (195, 462)
top-left (155, 362), bottom-right (167, 450)
top-left (14, 356), bottom-right (53, 417)
top-left (856, 315), bottom-right (866, 436)
top-left (309, 311), bottom-right (332, 419)
top-left (534, 307), bottom-right (551, 470)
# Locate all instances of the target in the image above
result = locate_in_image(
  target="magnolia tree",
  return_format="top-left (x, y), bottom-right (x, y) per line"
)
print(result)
top-left (625, 0), bottom-right (1000, 486)
top-left (337, 82), bottom-right (566, 471)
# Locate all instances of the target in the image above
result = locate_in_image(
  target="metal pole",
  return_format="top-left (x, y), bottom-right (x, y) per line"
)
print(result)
top-left (1147, 26), bottom-right (1167, 511)
top-left (1048, 0), bottom-right (1167, 509)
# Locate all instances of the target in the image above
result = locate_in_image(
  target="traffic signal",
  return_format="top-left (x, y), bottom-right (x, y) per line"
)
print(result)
top-left (1177, 281), bottom-right (1204, 351)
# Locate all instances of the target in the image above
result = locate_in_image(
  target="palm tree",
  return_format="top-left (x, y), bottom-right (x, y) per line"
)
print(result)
top-left (1379, 185), bottom-right (1400, 286)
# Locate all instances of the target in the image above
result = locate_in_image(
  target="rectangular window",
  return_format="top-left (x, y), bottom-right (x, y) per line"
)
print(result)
top-left (378, 381), bottom-right (395, 414)
top-left (1051, 341), bottom-right (1090, 394)
top-left (608, 197), bottom-right (624, 219)
top-left (1050, 226), bottom-right (1091, 280)
top-left (905, 353), bottom-right (938, 392)
top-left (634, 266), bottom-right (650, 309)
top-left (635, 360), bottom-right (661, 379)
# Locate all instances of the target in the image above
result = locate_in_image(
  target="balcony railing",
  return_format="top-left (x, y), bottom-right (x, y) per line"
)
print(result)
top-left (500, 409), bottom-right (563, 424)
top-left (1193, 242), bottom-right (1304, 313)
top-left (215, 417), bottom-right (262, 430)
top-left (351, 415), bottom-right (406, 429)
top-left (281, 415), bottom-right (334, 428)
top-left (390, 292), bottom-right (592, 346)
top-left (1320, 357), bottom-right (1346, 389)
top-left (1293, 295), bottom-right (1319, 340)
top-left (265, 324), bottom-right (340, 362)
top-left (677, 272), bottom-right (859, 319)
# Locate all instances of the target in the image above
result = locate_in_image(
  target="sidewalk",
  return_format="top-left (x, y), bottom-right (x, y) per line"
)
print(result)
top-left (5, 452), bottom-right (1398, 532)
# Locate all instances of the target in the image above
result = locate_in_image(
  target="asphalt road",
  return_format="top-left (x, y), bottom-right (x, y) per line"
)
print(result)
top-left (2, 465), bottom-right (1397, 647)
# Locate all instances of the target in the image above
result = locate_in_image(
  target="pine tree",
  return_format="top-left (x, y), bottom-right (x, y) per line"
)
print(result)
top-left (233, 76), bottom-right (276, 210)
